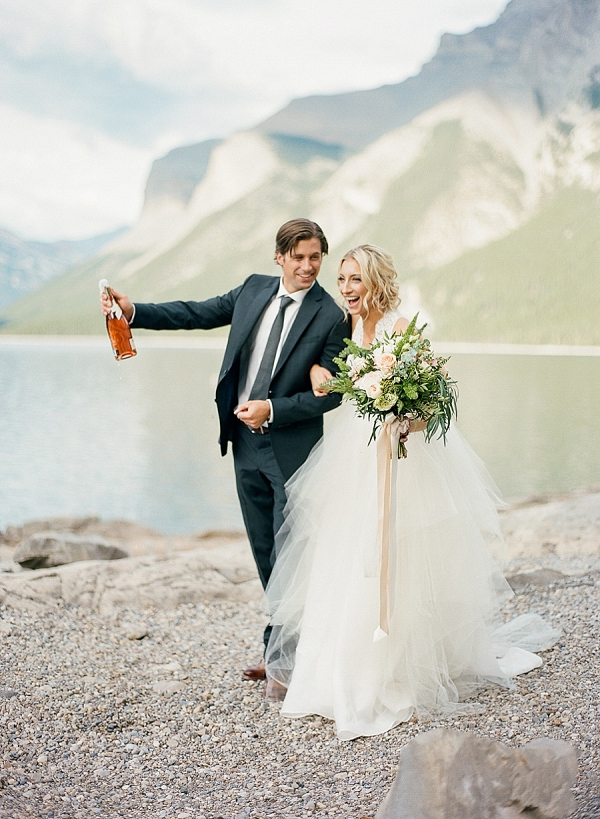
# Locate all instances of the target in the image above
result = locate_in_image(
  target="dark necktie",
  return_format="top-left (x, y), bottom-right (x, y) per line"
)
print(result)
top-left (248, 295), bottom-right (294, 401)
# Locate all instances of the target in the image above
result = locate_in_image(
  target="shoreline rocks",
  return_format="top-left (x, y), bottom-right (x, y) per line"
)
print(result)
top-left (0, 487), bottom-right (598, 615)
top-left (499, 487), bottom-right (600, 558)
top-left (0, 559), bottom-right (598, 819)
top-left (13, 531), bottom-right (129, 570)
top-left (0, 539), bottom-right (261, 613)
top-left (375, 729), bottom-right (578, 819)
top-left (0, 495), bottom-right (598, 818)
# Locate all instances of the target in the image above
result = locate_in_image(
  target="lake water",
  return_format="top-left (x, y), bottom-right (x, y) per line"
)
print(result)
top-left (1, 338), bottom-right (599, 534)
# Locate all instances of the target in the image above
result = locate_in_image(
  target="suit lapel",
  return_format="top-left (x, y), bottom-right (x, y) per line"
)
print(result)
top-left (223, 277), bottom-right (279, 370)
top-left (271, 283), bottom-right (323, 380)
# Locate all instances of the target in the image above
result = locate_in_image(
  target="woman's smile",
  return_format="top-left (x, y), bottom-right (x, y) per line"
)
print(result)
top-left (338, 258), bottom-right (368, 316)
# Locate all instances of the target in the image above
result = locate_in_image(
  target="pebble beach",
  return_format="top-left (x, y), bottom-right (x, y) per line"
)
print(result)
top-left (1, 547), bottom-right (599, 819)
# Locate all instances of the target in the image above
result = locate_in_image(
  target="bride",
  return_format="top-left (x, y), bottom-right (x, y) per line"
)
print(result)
top-left (263, 244), bottom-right (560, 741)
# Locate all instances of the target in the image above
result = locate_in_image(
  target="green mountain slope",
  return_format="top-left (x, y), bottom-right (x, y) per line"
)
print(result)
top-left (3, 0), bottom-right (600, 344)
top-left (0, 141), bottom-right (342, 335)
top-left (0, 252), bottom-right (140, 335)
top-left (4, 122), bottom-right (599, 345)
top-left (416, 187), bottom-right (600, 344)
top-left (320, 118), bottom-right (525, 278)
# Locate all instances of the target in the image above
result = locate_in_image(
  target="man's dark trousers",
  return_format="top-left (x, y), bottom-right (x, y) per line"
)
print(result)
top-left (233, 424), bottom-right (287, 625)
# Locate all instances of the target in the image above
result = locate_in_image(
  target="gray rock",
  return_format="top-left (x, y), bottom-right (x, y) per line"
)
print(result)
top-left (124, 623), bottom-right (148, 640)
top-left (0, 620), bottom-right (12, 636)
top-left (375, 729), bottom-right (577, 819)
top-left (0, 540), bottom-right (260, 613)
top-left (152, 681), bottom-right (186, 695)
top-left (14, 531), bottom-right (129, 569)
top-left (507, 569), bottom-right (566, 591)
top-left (500, 490), bottom-right (600, 558)
top-left (0, 688), bottom-right (19, 698)
top-left (94, 768), bottom-right (110, 778)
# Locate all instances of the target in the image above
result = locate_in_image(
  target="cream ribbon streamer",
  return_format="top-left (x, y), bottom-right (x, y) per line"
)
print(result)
top-left (373, 415), bottom-right (409, 642)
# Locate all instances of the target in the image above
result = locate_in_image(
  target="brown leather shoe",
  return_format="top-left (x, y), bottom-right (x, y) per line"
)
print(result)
top-left (264, 677), bottom-right (287, 703)
top-left (242, 660), bottom-right (266, 681)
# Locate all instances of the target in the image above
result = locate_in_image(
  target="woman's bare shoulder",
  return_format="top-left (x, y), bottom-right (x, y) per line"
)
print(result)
top-left (392, 315), bottom-right (410, 334)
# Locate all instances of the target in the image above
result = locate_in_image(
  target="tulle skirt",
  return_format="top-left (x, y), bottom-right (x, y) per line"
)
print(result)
top-left (263, 402), bottom-right (560, 740)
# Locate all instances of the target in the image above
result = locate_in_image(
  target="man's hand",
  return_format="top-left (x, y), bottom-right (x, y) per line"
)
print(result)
top-left (234, 400), bottom-right (271, 429)
top-left (100, 287), bottom-right (134, 322)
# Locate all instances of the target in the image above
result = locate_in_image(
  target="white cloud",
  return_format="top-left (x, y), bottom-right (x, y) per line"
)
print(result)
top-left (0, 0), bottom-right (510, 239)
top-left (1, 0), bottom-right (509, 96)
top-left (0, 103), bottom-right (153, 240)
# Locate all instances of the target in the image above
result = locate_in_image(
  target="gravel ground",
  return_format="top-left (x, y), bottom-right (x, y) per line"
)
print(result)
top-left (1, 554), bottom-right (599, 819)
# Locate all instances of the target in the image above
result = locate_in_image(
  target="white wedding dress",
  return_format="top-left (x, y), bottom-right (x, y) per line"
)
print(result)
top-left (264, 310), bottom-right (560, 740)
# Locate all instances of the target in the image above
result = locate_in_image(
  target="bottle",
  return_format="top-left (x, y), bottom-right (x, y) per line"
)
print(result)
top-left (99, 279), bottom-right (137, 360)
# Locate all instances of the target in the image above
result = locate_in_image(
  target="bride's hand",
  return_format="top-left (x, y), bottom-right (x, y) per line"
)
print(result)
top-left (399, 417), bottom-right (427, 445)
top-left (310, 364), bottom-right (333, 397)
top-left (408, 419), bottom-right (427, 433)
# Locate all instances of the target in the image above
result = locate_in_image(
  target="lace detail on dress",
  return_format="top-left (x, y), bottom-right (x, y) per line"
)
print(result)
top-left (352, 310), bottom-right (403, 346)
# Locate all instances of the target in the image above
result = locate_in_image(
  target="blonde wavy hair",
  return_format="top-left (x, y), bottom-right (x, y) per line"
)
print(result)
top-left (339, 244), bottom-right (400, 316)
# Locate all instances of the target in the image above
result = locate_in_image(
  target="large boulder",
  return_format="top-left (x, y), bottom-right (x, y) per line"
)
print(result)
top-left (499, 489), bottom-right (600, 557)
top-left (14, 531), bottom-right (129, 569)
top-left (376, 729), bottom-right (577, 819)
top-left (0, 539), bottom-right (261, 613)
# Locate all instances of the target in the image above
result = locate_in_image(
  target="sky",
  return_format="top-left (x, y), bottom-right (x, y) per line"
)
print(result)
top-left (0, 0), bottom-right (509, 242)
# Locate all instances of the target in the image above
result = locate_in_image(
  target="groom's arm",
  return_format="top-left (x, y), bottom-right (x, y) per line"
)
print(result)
top-left (269, 389), bottom-right (340, 428)
top-left (131, 285), bottom-right (243, 331)
top-left (269, 316), bottom-right (346, 428)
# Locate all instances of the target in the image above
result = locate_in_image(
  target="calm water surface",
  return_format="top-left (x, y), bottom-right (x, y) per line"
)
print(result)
top-left (1, 342), bottom-right (598, 533)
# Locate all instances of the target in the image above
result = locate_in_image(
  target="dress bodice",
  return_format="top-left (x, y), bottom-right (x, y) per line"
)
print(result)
top-left (352, 310), bottom-right (402, 347)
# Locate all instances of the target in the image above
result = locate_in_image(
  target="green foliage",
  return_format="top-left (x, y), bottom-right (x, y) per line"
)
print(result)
top-left (325, 316), bottom-right (458, 457)
top-left (0, 153), bottom-right (342, 334)
top-left (417, 187), bottom-right (600, 344)
top-left (3, 119), bottom-right (600, 345)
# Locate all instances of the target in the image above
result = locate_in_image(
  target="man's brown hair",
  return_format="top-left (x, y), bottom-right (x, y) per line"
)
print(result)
top-left (274, 218), bottom-right (328, 259)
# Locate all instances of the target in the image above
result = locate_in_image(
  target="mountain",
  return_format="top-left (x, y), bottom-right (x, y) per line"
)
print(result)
top-left (0, 226), bottom-right (127, 311)
top-left (143, 140), bottom-right (224, 208)
top-left (0, 134), bottom-right (347, 333)
top-left (257, 0), bottom-right (600, 149)
top-left (3, 0), bottom-right (600, 343)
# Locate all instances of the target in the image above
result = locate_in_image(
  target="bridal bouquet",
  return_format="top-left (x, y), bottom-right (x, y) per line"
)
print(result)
top-left (326, 315), bottom-right (458, 457)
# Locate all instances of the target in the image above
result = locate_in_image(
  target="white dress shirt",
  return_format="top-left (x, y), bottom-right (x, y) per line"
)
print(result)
top-left (238, 278), bottom-right (314, 422)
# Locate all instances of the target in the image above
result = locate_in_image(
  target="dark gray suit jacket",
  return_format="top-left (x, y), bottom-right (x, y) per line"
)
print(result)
top-left (132, 275), bottom-right (348, 480)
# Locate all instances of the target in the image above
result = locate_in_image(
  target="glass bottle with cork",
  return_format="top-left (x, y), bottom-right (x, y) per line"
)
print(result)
top-left (99, 279), bottom-right (137, 360)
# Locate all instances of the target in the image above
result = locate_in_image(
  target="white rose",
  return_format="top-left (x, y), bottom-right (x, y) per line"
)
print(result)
top-left (356, 370), bottom-right (383, 398)
top-left (348, 355), bottom-right (367, 378)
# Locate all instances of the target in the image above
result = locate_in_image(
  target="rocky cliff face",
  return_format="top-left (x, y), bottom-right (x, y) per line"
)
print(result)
top-left (143, 140), bottom-right (224, 210)
top-left (259, 0), bottom-right (600, 149)
top-left (3, 0), bottom-right (600, 342)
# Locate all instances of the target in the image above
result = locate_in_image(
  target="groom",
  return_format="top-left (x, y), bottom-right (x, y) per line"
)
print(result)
top-left (101, 219), bottom-right (347, 692)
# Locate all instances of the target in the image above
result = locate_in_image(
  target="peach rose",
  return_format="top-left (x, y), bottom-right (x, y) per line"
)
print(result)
top-left (373, 348), bottom-right (397, 374)
top-left (356, 370), bottom-right (383, 398)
